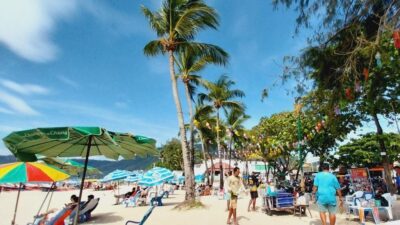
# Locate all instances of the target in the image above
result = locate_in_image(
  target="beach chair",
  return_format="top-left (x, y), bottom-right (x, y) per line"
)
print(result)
top-left (150, 191), bottom-right (167, 206)
top-left (78, 198), bottom-right (100, 222)
top-left (28, 207), bottom-right (73, 225)
top-left (125, 206), bottom-right (156, 225)
top-left (124, 191), bottom-right (142, 207)
top-left (381, 193), bottom-right (394, 220)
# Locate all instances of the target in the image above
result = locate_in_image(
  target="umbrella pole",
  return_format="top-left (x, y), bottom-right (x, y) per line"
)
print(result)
top-left (11, 182), bottom-right (22, 225)
top-left (73, 135), bottom-right (93, 225)
top-left (35, 182), bottom-right (54, 217)
top-left (46, 184), bottom-right (55, 211)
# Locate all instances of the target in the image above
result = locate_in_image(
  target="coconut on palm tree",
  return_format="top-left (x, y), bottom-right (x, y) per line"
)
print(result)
top-left (199, 75), bottom-right (245, 189)
top-left (142, 0), bottom-right (225, 201)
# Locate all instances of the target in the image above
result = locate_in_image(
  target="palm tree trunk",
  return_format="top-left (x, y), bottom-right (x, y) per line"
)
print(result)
top-left (168, 50), bottom-right (195, 201)
top-left (216, 109), bottom-right (224, 189)
top-left (199, 132), bottom-right (210, 185)
top-left (228, 135), bottom-right (233, 172)
top-left (372, 112), bottom-right (395, 193)
top-left (207, 144), bottom-right (215, 185)
top-left (184, 83), bottom-right (195, 169)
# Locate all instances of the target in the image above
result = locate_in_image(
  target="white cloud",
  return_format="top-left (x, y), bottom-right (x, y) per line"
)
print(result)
top-left (0, 107), bottom-right (13, 114)
top-left (0, 90), bottom-right (39, 115)
top-left (57, 75), bottom-right (79, 89)
top-left (0, 125), bottom-right (22, 133)
top-left (0, 79), bottom-right (49, 95)
top-left (32, 99), bottom-right (175, 144)
top-left (0, 0), bottom-right (77, 62)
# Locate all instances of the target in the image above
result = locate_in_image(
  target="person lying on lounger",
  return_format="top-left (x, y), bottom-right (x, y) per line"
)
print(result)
top-left (31, 195), bottom-right (79, 225)
top-left (114, 187), bottom-right (138, 205)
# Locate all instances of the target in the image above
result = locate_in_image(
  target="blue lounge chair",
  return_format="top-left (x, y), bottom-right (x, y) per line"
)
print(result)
top-left (125, 206), bottom-right (155, 225)
top-left (150, 191), bottom-right (167, 206)
top-left (124, 191), bottom-right (142, 207)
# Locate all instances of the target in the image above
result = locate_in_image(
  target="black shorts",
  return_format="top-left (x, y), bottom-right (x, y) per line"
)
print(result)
top-left (250, 191), bottom-right (258, 199)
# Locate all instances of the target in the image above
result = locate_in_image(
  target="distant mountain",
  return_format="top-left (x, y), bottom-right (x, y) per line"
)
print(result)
top-left (0, 155), bottom-right (158, 176)
top-left (0, 155), bottom-right (18, 164)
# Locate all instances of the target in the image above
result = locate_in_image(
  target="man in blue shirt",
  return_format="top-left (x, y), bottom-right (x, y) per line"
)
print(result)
top-left (313, 163), bottom-right (343, 225)
top-left (396, 172), bottom-right (400, 194)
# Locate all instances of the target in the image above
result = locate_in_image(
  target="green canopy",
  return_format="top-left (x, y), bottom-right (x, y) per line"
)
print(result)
top-left (3, 126), bottom-right (157, 225)
top-left (3, 127), bottom-right (157, 161)
top-left (41, 157), bottom-right (102, 176)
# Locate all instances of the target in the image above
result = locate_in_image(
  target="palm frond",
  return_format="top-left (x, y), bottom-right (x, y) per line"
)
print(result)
top-left (198, 92), bottom-right (211, 104)
top-left (141, 6), bottom-right (167, 37)
top-left (174, 4), bottom-right (219, 40)
top-left (144, 40), bottom-right (165, 56)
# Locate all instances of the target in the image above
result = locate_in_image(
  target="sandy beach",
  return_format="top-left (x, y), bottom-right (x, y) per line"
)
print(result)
top-left (1, 185), bottom-right (399, 225)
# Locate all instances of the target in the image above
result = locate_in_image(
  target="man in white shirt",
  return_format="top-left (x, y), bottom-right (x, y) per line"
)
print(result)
top-left (226, 167), bottom-right (245, 225)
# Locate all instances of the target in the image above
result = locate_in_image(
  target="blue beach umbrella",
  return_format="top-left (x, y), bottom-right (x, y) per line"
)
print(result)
top-left (101, 170), bottom-right (132, 183)
top-left (195, 174), bottom-right (204, 183)
top-left (176, 175), bottom-right (185, 184)
top-left (138, 167), bottom-right (174, 187)
top-left (125, 174), bottom-right (142, 183)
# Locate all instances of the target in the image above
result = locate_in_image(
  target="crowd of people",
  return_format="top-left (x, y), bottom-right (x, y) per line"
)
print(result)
top-left (216, 163), bottom-right (398, 225)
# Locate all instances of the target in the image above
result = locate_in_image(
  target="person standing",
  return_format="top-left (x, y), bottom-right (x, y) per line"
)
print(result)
top-left (247, 173), bottom-right (259, 211)
top-left (395, 171), bottom-right (400, 194)
top-left (224, 171), bottom-right (233, 211)
top-left (227, 167), bottom-right (245, 225)
top-left (313, 163), bottom-right (343, 225)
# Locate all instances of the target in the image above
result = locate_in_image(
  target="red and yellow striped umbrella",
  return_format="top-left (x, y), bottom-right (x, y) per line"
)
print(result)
top-left (0, 162), bottom-right (70, 225)
top-left (0, 162), bottom-right (70, 183)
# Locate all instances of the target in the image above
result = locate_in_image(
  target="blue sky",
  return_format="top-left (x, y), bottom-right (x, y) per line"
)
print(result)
top-left (0, 1), bottom-right (396, 155)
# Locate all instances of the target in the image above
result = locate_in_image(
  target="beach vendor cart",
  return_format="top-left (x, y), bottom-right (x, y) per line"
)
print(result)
top-left (264, 183), bottom-right (295, 215)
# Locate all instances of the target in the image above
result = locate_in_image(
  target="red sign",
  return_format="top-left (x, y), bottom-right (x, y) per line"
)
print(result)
top-left (350, 168), bottom-right (372, 192)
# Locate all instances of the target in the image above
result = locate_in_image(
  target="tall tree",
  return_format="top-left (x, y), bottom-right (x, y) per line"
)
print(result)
top-left (156, 138), bottom-right (183, 170)
top-left (142, 0), bottom-right (225, 201)
top-left (332, 133), bottom-right (400, 169)
top-left (275, 0), bottom-right (400, 193)
top-left (193, 102), bottom-right (215, 185)
top-left (225, 109), bottom-right (249, 171)
top-left (175, 47), bottom-right (228, 170)
top-left (199, 75), bottom-right (245, 189)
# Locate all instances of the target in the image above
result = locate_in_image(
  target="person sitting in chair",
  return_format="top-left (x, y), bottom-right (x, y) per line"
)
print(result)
top-left (33, 195), bottom-right (79, 225)
top-left (114, 187), bottom-right (137, 205)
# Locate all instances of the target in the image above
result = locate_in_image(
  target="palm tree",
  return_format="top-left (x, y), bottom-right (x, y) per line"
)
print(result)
top-left (193, 102), bottom-right (214, 185)
top-left (225, 109), bottom-right (249, 171)
top-left (176, 47), bottom-right (228, 169)
top-left (199, 75), bottom-right (245, 189)
top-left (142, 0), bottom-right (224, 201)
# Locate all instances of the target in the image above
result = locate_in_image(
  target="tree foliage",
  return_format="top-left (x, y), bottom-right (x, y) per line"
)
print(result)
top-left (332, 133), bottom-right (400, 168)
top-left (274, 0), bottom-right (400, 192)
top-left (156, 138), bottom-right (183, 170)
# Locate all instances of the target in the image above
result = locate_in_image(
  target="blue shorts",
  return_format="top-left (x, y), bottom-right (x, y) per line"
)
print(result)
top-left (318, 203), bottom-right (337, 214)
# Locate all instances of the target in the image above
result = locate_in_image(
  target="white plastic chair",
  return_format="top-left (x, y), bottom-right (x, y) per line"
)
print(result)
top-left (381, 193), bottom-right (394, 220)
top-left (345, 191), bottom-right (364, 216)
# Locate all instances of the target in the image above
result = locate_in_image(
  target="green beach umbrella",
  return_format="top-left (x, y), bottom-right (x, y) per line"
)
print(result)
top-left (3, 126), bottom-right (157, 225)
top-left (41, 157), bottom-right (102, 176)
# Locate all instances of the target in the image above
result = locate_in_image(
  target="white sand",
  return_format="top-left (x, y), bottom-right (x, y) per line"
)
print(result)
top-left (1, 186), bottom-right (399, 225)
